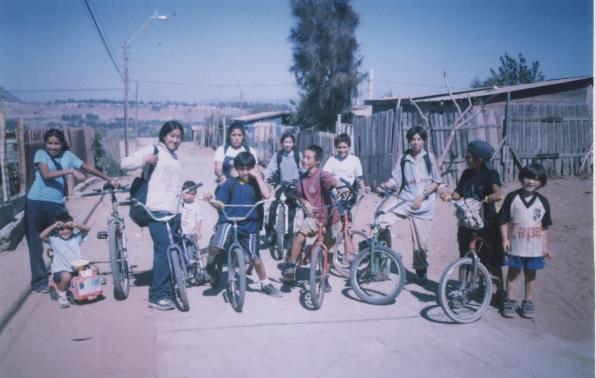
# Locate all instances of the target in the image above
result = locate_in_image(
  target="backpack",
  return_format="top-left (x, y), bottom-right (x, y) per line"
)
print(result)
top-left (272, 149), bottom-right (300, 184)
top-left (226, 177), bottom-right (264, 229)
top-left (399, 150), bottom-right (433, 195)
top-left (129, 145), bottom-right (159, 227)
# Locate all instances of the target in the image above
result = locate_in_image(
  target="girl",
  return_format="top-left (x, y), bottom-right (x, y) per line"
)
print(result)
top-left (120, 121), bottom-right (184, 310)
top-left (377, 126), bottom-right (441, 283)
top-left (26, 128), bottom-right (115, 293)
top-left (213, 124), bottom-right (258, 186)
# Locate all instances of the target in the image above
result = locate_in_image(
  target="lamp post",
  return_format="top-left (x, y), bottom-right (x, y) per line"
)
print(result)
top-left (122, 11), bottom-right (167, 156)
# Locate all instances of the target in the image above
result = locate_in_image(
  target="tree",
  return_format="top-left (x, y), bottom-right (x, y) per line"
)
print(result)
top-left (289, 0), bottom-right (365, 131)
top-left (471, 53), bottom-right (545, 88)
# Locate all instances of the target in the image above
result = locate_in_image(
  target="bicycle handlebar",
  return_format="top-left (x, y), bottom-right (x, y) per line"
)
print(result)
top-left (209, 198), bottom-right (272, 223)
top-left (130, 181), bottom-right (204, 223)
top-left (80, 184), bottom-right (130, 197)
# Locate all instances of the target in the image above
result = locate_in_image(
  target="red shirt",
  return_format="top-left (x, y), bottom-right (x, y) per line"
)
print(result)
top-left (297, 168), bottom-right (339, 224)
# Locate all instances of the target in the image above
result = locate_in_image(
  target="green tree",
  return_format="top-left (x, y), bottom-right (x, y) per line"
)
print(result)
top-left (471, 53), bottom-right (545, 88)
top-left (289, 0), bottom-right (365, 131)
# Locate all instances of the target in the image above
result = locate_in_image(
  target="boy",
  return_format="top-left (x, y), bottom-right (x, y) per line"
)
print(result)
top-left (499, 164), bottom-right (552, 319)
top-left (263, 132), bottom-right (302, 246)
top-left (282, 145), bottom-right (343, 292)
top-left (180, 180), bottom-right (203, 245)
top-left (323, 133), bottom-right (368, 198)
top-left (204, 151), bottom-right (282, 297)
top-left (40, 213), bottom-right (98, 308)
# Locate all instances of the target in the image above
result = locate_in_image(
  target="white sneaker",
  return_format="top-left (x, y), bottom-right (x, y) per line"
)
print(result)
top-left (58, 295), bottom-right (70, 308)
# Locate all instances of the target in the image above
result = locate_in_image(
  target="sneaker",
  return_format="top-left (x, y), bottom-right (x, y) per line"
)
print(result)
top-left (34, 286), bottom-right (50, 294)
top-left (148, 298), bottom-right (175, 311)
top-left (521, 300), bottom-right (536, 319)
top-left (261, 283), bottom-right (282, 297)
top-left (502, 299), bottom-right (518, 318)
top-left (415, 269), bottom-right (427, 284)
top-left (57, 296), bottom-right (70, 308)
top-left (323, 278), bottom-right (332, 293)
top-left (206, 263), bottom-right (220, 286)
top-left (282, 262), bottom-right (296, 282)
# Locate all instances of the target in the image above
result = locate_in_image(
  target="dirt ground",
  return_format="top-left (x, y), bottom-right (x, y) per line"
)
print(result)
top-left (349, 172), bottom-right (594, 343)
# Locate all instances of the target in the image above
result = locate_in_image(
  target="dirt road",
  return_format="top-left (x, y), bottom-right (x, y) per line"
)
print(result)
top-left (0, 142), bottom-right (592, 378)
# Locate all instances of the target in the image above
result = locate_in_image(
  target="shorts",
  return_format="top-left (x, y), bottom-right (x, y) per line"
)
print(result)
top-left (505, 254), bottom-right (545, 270)
top-left (209, 223), bottom-right (260, 260)
top-left (298, 217), bottom-right (341, 245)
top-left (52, 271), bottom-right (74, 285)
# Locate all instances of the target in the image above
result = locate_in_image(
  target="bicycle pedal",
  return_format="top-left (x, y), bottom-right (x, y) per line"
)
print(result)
top-left (96, 231), bottom-right (108, 239)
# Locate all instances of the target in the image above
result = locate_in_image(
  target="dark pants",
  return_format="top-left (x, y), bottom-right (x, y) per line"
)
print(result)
top-left (457, 221), bottom-right (504, 269)
top-left (25, 199), bottom-right (68, 290)
top-left (147, 214), bottom-right (180, 302)
top-left (266, 194), bottom-right (298, 238)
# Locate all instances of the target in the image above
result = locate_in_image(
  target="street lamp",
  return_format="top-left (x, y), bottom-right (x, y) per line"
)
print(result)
top-left (123, 10), bottom-right (167, 156)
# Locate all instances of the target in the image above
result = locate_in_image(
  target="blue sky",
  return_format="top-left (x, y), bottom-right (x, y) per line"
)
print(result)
top-left (0, 0), bottom-right (592, 103)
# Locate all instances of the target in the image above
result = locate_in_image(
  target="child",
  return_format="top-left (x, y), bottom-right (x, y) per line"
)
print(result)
top-left (323, 133), bottom-right (367, 197)
top-left (282, 145), bottom-right (343, 292)
top-left (263, 132), bottom-right (302, 246)
top-left (40, 213), bottom-right (98, 308)
top-left (204, 151), bottom-right (282, 297)
top-left (499, 164), bottom-right (552, 319)
top-left (180, 180), bottom-right (203, 245)
top-left (441, 140), bottom-right (505, 300)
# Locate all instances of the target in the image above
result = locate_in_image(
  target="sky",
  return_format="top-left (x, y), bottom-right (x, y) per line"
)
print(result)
top-left (0, 0), bottom-right (593, 103)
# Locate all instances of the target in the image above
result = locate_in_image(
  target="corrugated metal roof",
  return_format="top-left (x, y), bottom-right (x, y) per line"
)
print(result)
top-left (232, 111), bottom-right (290, 123)
top-left (365, 76), bottom-right (593, 105)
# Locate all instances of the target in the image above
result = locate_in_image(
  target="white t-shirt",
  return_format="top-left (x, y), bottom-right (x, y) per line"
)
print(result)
top-left (120, 144), bottom-right (182, 213)
top-left (214, 145), bottom-right (258, 164)
top-left (181, 201), bottom-right (202, 235)
top-left (322, 154), bottom-right (363, 186)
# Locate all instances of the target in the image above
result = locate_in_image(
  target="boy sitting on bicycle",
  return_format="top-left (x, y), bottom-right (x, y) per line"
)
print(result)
top-left (282, 145), bottom-right (343, 292)
top-left (204, 152), bottom-right (282, 297)
top-left (499, 164), bottom-right (552, 319)
top-left (40, 213), bottom-right (99, 308)
top-left (262, 131), bottom-right (302, 247)
top-left (323, 133), bottom-right (368, 203)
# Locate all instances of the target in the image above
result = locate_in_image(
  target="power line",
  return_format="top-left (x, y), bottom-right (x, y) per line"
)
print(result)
top-left (81, 0), bottom-right (123, 80)
top-left (375, 79), bottom-right (467, 90)
top-left (7, 88), bottom-right (123, 93)
top-left (136, 79), bottom-right (297, 88)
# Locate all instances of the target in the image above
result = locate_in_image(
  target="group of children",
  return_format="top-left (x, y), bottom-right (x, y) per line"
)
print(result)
top-left (45, 131), bottom-right (552, 320)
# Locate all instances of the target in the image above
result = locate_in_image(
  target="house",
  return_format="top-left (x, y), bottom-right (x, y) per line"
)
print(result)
top-left (230, 111), bottom-right (290, 146)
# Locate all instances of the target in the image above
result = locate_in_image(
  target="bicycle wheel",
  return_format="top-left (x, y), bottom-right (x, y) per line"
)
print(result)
top-left (169, 246), bottom-right (189, 311)
top-left (332, 229), bottom-right (367, 278)
top-left (437, 257), bottom-right (492, 323)
top-left (108, 219), bottom-right (129, 300)
top-left (269, 204), bottom-right (285, 261)
top-left (228, 247), bottom-right (246, 312)
top-left (350, 246), bottom-right (405, 305)
top-left (309, 244), bottom-right (326, 310)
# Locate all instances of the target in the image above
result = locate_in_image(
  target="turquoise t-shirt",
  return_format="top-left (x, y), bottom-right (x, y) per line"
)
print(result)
top-left (27, 149), bottom-right (83, 203)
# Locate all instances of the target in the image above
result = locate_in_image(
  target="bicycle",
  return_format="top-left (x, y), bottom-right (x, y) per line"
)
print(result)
top-left (437, 196), bottom-right (501, 323)
top-left (266, 180), bottom-right (301, 261)
top-left (130, 181), bottom-right (203, 311)
top-left (81, 182), bottom-right (131, 300)
top-left (208, 198), bottom-right (272, 312)
top-left (175, 233), bottom-right (211, 287)
top-left (331, 182), bottom-right (367, 278)
top-left (349, 189), bottom-right (406, 305)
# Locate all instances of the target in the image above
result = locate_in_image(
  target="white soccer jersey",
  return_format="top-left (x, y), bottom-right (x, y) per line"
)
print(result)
top-left (322, 154), bottom-right (363, 186)
top-left (500, 189), bottom-right (552, 258)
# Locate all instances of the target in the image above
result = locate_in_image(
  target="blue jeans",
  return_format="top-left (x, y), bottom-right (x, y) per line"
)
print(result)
top-left (147, 213), bottom-right (180, 302)
top-left (25, 198), bottom-right (68, 290)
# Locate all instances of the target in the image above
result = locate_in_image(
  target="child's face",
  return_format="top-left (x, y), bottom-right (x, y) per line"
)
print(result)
top-left (164, 129), bottom-right (182, 152)
top-left (236, 165), bottom-right (251, 181)
top-left (465, 151), bottom-right (483, 170)
top-left (45, 136), bottom-right (63, 157)
top-left (521, 177), bottom-right (541, 193)
top-left (335, 142), bottom-right (350, 158)
top-left (229, 129), bottom-right (244, 147)
top-left (302, 149), bottom-right (319, 171)
top-left (57, 225), bottom-right (73, 239)
top-left (282, 137), bottom-right (294, 152)
top-left (183, 190), bottom-right (197, 204)
top-left (409, 133), bottom-right (424, 154)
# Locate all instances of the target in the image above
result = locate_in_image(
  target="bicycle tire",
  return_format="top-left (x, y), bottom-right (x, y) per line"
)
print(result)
top-left (108, 219), bottom-right (129, 300)
top-left (437, 256), bottom-right (492, 324)
top-left (229, 247), bottom-right (246, 312)
top-left (350, 246), bottom-right (405, 305)
top-left (170, 246), bottom-right (189, 311)
top-left (332, 229), bottom-right (367, 278)
top-left (309, 244), bottom-right (326, 310)
top-left (269, 203), bottom-right (285, 261)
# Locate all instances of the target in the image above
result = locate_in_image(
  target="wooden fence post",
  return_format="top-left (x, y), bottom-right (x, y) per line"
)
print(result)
top-left (0, 111), bottom-right (8, 201)
top-left (17, 118), bottom-right (26, 195)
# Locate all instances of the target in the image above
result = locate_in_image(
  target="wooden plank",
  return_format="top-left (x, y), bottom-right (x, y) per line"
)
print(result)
top-left (17, 118), bottom-right (26, 195)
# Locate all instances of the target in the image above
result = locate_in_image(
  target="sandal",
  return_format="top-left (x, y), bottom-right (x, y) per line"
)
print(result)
top-left (501, 299), bottom-right (518, 318)
top-left (521, 300), bottom-right (536, 319)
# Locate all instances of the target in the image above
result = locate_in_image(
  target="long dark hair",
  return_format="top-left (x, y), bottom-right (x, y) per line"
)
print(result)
top-left (159, 120), bottom-right (184, 142)
top-left (225, 123), bottom-right (247, 148)
top-left (43, 128), bottom-right (69, 151)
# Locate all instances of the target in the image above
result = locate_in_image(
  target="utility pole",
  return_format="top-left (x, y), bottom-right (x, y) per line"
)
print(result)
top-left (368, 69), bottom-right (374, 100)
top-left (123, 43), bottom-right (130, 156)
top-left (135, 80), bottom-right (139, 138)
